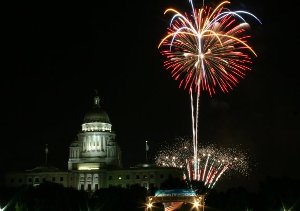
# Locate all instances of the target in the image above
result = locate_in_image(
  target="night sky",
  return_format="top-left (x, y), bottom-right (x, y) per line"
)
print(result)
top-left (2, 0), bottom-right (299, 191)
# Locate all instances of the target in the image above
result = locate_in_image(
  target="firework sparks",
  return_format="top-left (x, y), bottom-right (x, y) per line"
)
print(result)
top-left (158, 0), bottom-right (260, 180)
top-left (155, 138), bottom-right (250, 189)
top-left (158, 0), bottom-right (261, 96)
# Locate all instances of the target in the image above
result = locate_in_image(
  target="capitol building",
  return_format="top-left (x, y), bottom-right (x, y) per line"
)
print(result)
top-left (5, 93), bottom-right (182, 192)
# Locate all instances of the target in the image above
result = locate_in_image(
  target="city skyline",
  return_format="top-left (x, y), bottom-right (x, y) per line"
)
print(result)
top-left (2, 0), bottom-right (299, 192)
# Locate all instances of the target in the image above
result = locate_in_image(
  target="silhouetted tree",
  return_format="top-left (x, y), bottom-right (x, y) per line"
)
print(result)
top-left (160, 175), bottom-right (188, 190)
top-left (3, 182), bottom-right (88, 211)
top-left (255, 176), bottom-right (300, 211)
top-left (90, 185), bottom-right (147, 211)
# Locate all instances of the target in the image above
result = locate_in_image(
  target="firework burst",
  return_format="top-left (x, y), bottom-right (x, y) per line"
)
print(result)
top-left (155, 138), bottom-right (250, 189)
top-left (158, 0), bottom-right (260, 179)
top-left (158, 0), bottom-right (261, 96)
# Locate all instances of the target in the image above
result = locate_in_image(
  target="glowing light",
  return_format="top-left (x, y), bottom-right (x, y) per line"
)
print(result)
top-left (78, 163), bottom-right (100, 170)
top-left (146, 199), bottom-right (154, 210)
top-left (82, 122), bottom-right (111, 132)
top-left (147, 203), bottom-right (153, 208)
top-left (78, 167), bottom-right (99, 170)
top-left (193, 200), bottom-right (200, 208)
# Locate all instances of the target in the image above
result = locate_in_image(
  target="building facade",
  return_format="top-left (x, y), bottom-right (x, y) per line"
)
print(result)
top-left (68, 94), bottom-right (122, 171)
top-left (5, 93), bottom-right (182, 191)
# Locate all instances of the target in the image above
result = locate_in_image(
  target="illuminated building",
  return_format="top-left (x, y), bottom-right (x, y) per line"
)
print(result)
top-left (68, 94), bottom-right (122, 171)
top-left (5, 93), bottom-right (182, 191)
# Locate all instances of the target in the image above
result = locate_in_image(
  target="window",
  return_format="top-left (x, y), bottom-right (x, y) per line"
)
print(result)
top-left (52, 177), bottom-right (56, 182)
top-left (60, 177), bottom-right (64, 182)
top-left (80, 184), bottom-right (84, 191)
top-left (88, 184), bottom-right (91, 191)
top-left (136, 175), bottom-right (140, 179)
top-left (34, 178), bottom-right (39, 182)
top-left (143, 175), bottom-right (147, 179)
top-left (95, 184), bottom-right (99, 190)
top-left (150, 174), bottom-right (154, 179)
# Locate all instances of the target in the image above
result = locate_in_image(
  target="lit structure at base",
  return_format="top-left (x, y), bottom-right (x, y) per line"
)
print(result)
top-left (146, 189), bottom-right (204, 211)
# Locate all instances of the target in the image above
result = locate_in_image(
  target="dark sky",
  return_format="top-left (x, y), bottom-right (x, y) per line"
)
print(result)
top-left (2, 0), bottom-right (299, 191)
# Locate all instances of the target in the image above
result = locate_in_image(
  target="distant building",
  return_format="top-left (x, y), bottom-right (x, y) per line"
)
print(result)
top-left (5, 93), bottom-right (182, 191)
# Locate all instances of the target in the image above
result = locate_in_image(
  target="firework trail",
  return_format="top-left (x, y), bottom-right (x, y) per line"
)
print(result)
top-left (158, 0), bottom-right (261, 179)
top-left (155, 138), bottom-right (250, 189)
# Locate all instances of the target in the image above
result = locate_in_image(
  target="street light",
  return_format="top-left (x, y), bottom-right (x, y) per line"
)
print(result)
top-left (146, 202), bottom-right (153, 210)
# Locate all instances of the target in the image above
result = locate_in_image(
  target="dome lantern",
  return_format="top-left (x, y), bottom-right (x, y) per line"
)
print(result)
top-left (83, 92), bottom-right (111, 124)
